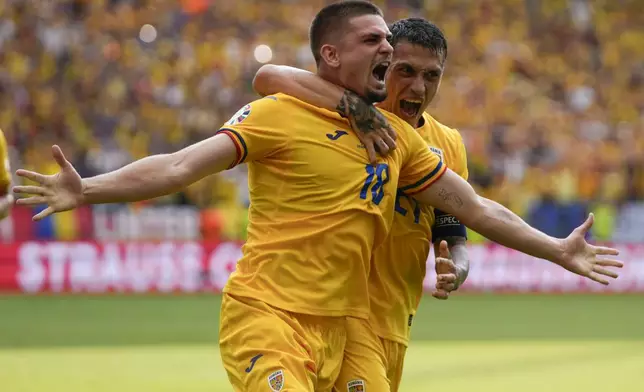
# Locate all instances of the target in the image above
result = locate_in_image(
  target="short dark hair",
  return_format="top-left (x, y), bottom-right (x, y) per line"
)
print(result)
top-left (309, 1), bottom-right (384, 65)
top-left (389, 18), bottom-right (448, 63)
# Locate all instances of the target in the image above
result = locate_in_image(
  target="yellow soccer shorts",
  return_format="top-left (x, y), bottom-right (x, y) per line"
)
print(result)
top-left (333, 318), bottom-right (408, 392)
top-left (219, 293), bottom-right (347, 392)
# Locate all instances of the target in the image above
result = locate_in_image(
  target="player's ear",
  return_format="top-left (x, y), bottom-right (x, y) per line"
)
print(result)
top-left (319, 44), bottom-right (340, 68)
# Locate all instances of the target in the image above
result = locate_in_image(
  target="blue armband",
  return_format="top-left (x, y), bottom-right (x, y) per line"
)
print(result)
top-left (432, 209), bottom-right (467, 240)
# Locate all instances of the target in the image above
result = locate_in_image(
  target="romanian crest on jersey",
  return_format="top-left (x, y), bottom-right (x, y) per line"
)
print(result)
top-left (226, 104), bottom-right (251, 125)
top-left (347, 379), bottom-right (365, 392)
top-left (268, 370), bottom-right (284, 392)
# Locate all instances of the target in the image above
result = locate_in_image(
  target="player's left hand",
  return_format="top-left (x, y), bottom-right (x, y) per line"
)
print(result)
top-left (343, 99), bottom-right (397, 164)
top-left (556, 213), bottom-right (624, 285)
top-left (432, 240), bottom-right (462, 300)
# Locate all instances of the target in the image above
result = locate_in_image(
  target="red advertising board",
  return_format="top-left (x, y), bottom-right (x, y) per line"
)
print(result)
top-left (1, 241), bottom-right (643, 294)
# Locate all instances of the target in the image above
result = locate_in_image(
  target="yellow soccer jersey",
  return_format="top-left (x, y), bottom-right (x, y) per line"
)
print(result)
top-left (0, 129), bottom-right (10, 195)
top-left (217, 94), bottom-right (445, 319)
top-left (369, 112), bottom-right (469, 345)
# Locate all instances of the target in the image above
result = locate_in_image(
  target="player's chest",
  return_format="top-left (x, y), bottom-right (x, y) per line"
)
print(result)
top-left (284, 127), bottom-right (403, 200)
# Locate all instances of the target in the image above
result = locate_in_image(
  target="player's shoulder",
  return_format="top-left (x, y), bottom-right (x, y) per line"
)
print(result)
top-left (421, 112), bottom-right (464, 145)
top-left (422, 112), bottom-right (461, 139)
top-left (226, 93), bottom-right (339, 127)
top-left (378, 108), bottom-right (415, 133)
top-left (276, 93), bottom-right (343, 120)
top-left (376, 108), bottom-right (418, 148)
top-left (225, 94), bottom-right (310, 129)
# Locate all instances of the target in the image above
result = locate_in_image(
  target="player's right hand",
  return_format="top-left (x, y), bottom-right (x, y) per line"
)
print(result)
top-left (13, 145), bottom-right (84, 221)
top-left (345, 104), bottom-right (397, 164)
top-left (432, 240), bottom-right (458, 300)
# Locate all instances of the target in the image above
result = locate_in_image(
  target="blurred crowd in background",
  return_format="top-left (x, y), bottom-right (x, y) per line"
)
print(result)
top-left (1, 0), bottom-right (643, 242)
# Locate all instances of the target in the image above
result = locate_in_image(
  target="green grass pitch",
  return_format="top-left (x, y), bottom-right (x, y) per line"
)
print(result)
top-left (1, 294), bottom-right (643, 391)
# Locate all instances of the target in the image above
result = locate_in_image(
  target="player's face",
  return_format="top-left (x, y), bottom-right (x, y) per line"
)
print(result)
top-left (381, 41), bottom-right (444, 127)
top-left (336, 15), bottom-right (393, 103)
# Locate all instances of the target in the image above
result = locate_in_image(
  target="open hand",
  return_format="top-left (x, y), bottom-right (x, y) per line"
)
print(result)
top-left (432, 240), bottom-right (461, 300)
top-left (557, 213), bottom-right (623, 285)
top-left (13, 145), bottom-right (84, 221)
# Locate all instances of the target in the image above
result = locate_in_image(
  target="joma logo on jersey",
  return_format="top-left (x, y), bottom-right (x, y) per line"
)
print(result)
top-left (347, 379), bottom-right (365, 392)
top-left (429, 146), bottom-right (443, 159)
top-left (245, 353), bottom-right (263, 373)
top-left (327, 130), bottom-right (348, 140)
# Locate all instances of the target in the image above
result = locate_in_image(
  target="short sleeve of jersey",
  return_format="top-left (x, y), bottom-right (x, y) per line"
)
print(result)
top-left (0, 130), bottom-right (10, 191)
top-left (432, 128), bottom-right (469, 241)
top-left (454, 132), bottom-right (469, 181)
top-left (216, 96), bottom-right (289, 168)
top-left (398, 123), bottom-right (446, 195)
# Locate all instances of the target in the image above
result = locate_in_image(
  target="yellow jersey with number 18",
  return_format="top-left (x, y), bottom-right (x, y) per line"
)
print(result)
top-left (0, 129), bottom-right (10, 195)
top-left (369, 112), bottom-right (469, 345)
top-left (217, 94), bottom-right (445, 319)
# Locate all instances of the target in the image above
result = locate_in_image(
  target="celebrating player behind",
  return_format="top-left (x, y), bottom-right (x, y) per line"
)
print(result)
top-left (0, 128), bottom-right (14, 220)
top-left (254, 17), bottom-right (472, 391)
top-left (14, 2), bottom-right (623, 391)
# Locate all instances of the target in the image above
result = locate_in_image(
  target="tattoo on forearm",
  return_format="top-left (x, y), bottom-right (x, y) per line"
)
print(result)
top-left (336, 90), bottom-right (389, 136)
top-left (438, 188), bottom-right (464, 209)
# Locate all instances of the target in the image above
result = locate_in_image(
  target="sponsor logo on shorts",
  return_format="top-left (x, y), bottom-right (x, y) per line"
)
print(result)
top-left (268, 370), bottom-right (284, 392)
top-left (347, 379), bottom-right (365, 392)
top-left (408, 314), bottom-right (414, 327)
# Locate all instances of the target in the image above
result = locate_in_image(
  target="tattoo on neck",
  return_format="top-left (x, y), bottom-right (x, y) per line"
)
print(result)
top-left (438, 188), bottom-right (464, 209)
top-left (335, 90), bottom-right (388, 136)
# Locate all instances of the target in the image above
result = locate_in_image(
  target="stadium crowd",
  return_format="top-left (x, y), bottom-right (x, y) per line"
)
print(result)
top-left (1, 0), bottom-right (643, 241)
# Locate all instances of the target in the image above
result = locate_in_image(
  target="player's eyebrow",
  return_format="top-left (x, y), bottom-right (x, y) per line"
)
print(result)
top-left (424, 64), bottom-right (443, 74)
top-left (395, 61), bottom-right (420, 71)
top-left (362, 30), bottom-right (391, 41)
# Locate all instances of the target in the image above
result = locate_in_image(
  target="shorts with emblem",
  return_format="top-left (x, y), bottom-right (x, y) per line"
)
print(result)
top-left (219, 293), bottom-right (347, 392)
top-left (333, 318), bottom-right (408, 392)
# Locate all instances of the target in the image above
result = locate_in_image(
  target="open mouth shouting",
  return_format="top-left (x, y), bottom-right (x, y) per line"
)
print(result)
top-left (370, 61), bottom-right (390, 88)
top-left (399, 98), bottom-right (422, 117)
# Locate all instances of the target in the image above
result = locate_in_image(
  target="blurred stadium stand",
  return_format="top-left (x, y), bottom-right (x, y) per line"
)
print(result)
top-left (0, 0), bottom-right (643, 243)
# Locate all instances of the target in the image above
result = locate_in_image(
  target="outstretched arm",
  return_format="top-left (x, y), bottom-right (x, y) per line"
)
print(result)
top-left (414, 169), bottom-right (623, 284)
top-left (253, 64), bottom-right (396, 163)
top-left (14, 134), bottom-right (238, 220)
top-left (81, 134), bottom-right (237, 204)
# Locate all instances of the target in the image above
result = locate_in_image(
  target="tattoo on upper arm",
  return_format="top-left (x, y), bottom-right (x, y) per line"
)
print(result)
top-left (336, 90), bottom-right (389, 136)
top-left (438, 188), bottom-right (464, 209)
